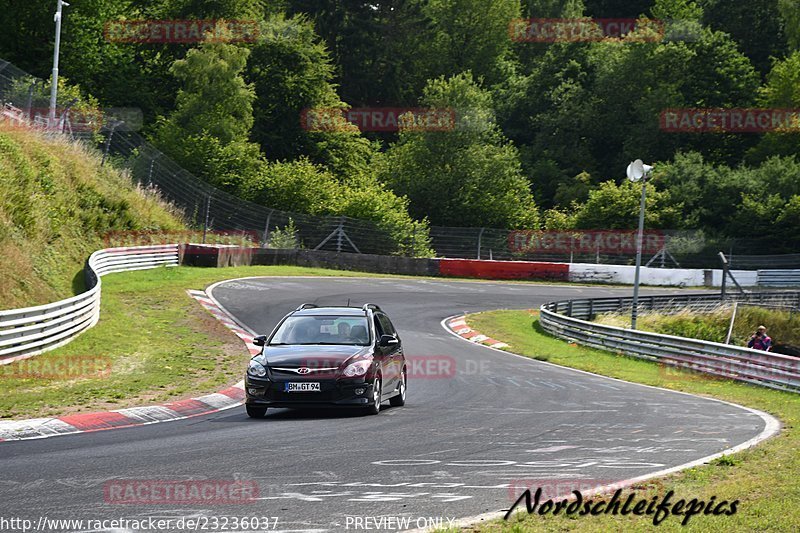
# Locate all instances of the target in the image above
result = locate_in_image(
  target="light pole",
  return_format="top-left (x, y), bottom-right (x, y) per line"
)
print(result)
top-left (626, 159), bottom-right (653, 330)
top-left (49, 0), bottom-right (70, 129)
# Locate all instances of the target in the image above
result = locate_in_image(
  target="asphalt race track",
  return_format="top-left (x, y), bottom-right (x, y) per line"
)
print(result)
top-left (0, 277), bottom-right (773, 532)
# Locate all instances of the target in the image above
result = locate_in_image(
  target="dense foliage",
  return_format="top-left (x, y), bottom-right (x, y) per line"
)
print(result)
top-left (1, 0), bottom-right (798, 250)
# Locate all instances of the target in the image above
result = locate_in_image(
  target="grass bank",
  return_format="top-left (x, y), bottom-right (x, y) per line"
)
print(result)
top-left (0, 125), bottom-right (184, 309)
top-left (464, 310), bottom-right (798, 532)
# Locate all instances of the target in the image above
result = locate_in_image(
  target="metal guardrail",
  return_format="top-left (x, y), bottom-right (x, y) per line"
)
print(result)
top-left (758, 270), bottom-right (800, 287)
top-left (539, 292), bottom-right (800, 393)
top-left (0, 245), bottom-right (179, 364)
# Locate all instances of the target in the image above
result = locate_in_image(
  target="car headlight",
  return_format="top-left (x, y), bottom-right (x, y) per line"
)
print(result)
top-left (248, 360), bottom-right (267, 377)
top-left (343, 359), bottom-right (371, 377)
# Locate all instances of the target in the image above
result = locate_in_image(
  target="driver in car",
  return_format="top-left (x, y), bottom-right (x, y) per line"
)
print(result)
top-left (337, 322), bottom-right (352, 341)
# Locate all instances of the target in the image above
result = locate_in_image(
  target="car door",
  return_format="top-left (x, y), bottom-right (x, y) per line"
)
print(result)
top-left (376, 313), bottom-right (401, 391)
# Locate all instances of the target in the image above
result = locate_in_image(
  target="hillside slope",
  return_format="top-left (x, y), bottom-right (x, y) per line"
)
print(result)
top-left (0, 126), bottom-right (185, 309)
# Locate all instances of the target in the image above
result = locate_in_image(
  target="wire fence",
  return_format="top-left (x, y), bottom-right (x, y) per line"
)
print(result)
top-left (2, 56), bottom-right (799, 267)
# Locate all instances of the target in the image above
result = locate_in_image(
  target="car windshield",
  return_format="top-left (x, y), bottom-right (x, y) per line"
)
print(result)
top-left (269, 316), bottom-right (371, 346)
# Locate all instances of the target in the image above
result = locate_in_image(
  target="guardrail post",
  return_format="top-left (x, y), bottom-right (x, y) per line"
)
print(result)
top-left (719, 252), bottom-right (728, 300)
top-left (567, 300), bottom-right (573, 317)
top-left (202, 194), bottom-right (211, 244)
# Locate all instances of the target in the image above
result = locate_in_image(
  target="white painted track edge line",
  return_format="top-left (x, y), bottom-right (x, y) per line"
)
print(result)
top-left (418, 314), bottom-right (783, 533)
top-left (206, 279), bottom-right (259, 335)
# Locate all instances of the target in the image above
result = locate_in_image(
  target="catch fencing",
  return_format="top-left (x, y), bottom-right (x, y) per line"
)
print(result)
top-left (539, 292), bottom-right (800, 393)
top-left (3, 56), bottom-right (800, 268)
top-left (0, 245), bottom-right (179, 364)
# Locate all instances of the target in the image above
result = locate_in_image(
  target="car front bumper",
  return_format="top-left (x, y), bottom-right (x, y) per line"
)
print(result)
top-left (244, 375), bottom-right (377, 408)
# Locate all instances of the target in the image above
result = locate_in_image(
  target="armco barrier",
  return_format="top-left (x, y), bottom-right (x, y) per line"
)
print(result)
top-left (0, 245), bottom-right (179, 364)
top-left (539, 292), bottom-right (800, 393)
top-left (758, 269), bottom-right (800, 287)
top-left (439, 258), bottom-right (570, 280)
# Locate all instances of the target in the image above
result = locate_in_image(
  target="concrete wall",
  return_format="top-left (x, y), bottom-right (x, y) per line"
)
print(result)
top-left (569, 263), bottom-right (758, 287)
top-left (183, 245), bottom-right (440, 277)
top-left (438, 258), bottom-right (570, 280)
top-left (181, 245), bottom-right (761, 287)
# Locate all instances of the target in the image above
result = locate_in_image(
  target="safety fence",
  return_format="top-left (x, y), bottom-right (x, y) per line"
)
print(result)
top-left (0, 245), bottom-right (179, 364)
top-left (3, 56), bottom-right (800, 269)
top-left (539, 292), bottom-right (800, 393)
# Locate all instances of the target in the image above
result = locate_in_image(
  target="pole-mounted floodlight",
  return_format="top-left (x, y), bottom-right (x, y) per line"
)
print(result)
top-left (49, 0), bottom-right (70, 129)
top-left (626, 159), bottom-right (653, 330)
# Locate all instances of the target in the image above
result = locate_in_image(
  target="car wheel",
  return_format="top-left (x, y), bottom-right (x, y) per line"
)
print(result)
top-left (389, 368), bottom-right (406, 407)
top-left (246, 404), bottom-right (267, 418)
top-left (364, 376), bottom-right (382, 415)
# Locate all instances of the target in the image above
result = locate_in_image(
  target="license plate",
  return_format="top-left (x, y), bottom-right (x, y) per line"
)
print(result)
top-left (285, 382), bottom-right (321, 392)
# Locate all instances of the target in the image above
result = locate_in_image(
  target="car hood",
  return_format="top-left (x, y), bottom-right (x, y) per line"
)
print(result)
top-left (261, 345), bottom-right (368, 367)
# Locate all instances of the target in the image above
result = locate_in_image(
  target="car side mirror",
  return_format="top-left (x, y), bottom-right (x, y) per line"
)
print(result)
top-left (379, 334), bottom-right (399, 347)
top-left (253, 335), bottom-right (267, 347)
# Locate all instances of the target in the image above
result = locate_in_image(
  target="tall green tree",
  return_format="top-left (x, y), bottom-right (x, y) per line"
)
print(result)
top-left (781, 0), bottom-right (800, 50)
top-left (152, 41), bottom-right (262, 191)
top-left (698, 0), bottom-right (788, 75)
top-left (502, 19), bottom-right (761, 209)
top-left (381, 73), bottom-right (539, 228)
top-left (559, 179), bottom-right (682, 230)
top-left (748, 51), bottom-right (800, 162)
top-left (423, 0), bottom-right (522, 86)
top-left (245, 13), bottom-right (380, 181)
top-left (582, 0), bottom-right (652, 17)
top-left (286, 0), bottom-right (435, 105)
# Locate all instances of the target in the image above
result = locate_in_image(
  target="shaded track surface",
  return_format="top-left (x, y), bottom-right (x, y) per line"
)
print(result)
top-left (0, 278), bottom-right (773, 531)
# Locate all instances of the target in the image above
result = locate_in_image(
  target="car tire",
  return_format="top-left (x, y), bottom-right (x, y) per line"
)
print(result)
top-left (246, 404), bottom-right (267, 418)
top-left (389, 368), bottom-right (406, 407)
top-left (364, 376), bottom-right (382, 415)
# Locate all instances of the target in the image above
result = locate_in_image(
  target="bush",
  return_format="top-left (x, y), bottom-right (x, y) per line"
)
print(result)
top-left (266, 219), bottom-right (302, 249)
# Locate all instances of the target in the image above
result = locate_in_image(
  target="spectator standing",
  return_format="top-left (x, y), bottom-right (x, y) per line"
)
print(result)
top-left (747, 325), bottom-right (772, 351)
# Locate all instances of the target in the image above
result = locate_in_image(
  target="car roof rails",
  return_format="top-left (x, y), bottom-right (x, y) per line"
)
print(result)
top-left (295, 303), bottom-right (319, 311)
top-left (362, 303), bottom-right (382, 312)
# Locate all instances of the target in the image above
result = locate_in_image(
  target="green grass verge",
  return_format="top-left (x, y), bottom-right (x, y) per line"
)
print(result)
top-left (0, 265), bottom-right (397, 419)
top-left (464, 310), bottom-right (799, 533)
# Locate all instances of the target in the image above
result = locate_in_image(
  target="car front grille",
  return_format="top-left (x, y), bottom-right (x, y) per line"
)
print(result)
top-left (269, 367), bottom-right (340, 379)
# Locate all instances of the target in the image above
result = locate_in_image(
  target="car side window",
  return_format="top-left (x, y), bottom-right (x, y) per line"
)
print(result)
top-left (373, 316), bottom-right (385, 338)
top-left (377, 314), bottom-right (396, 336)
